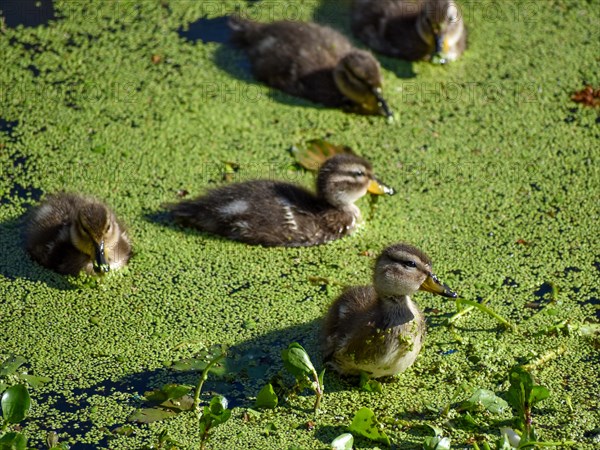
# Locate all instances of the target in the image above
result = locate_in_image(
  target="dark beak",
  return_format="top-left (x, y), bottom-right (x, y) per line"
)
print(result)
top-left (372, 87), bottom-right (394, 120)
top-left (93, 240), bottom-right (110, 274)
top-left (419, 273), bottom-right (457, 298)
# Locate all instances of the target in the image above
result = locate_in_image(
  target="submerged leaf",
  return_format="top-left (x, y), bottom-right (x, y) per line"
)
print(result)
top-left (348, 407), bottom-right (391, 446)
top-left (291, 139), bottom-right (354, 171)
top-left (18, 373), bottom-right (52, 388)
top-left (461, 388), bottom-right (508, 414)
top-left (1, 384), bottom-right (31, 424)
top-left (0, 356), bottom-right (27, 377)
top-left (331, 433), bottom-right (354, 450)
top-left (128, 407), bottom-right (178, 423)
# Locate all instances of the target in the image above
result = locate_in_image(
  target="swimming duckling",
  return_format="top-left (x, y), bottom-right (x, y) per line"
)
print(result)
top-left (351, 0), bottom-right (467, 63)
top-left (229, 16), bottom-right (393, 118)
top-left (321, 243), bottom-right (457, 378)
top-left (25, 193), bottom-right (131, 275)
top-left (169, 154), bottom-right (394, 247)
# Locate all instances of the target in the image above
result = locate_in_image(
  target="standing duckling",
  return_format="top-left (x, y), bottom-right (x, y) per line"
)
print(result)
top-left (351, 0), bottom-right (467, 63)
top-left (169, 154), bottom-right (394, 247)
top-left (321, 243), bottom-right (457, 378)
top-left (229, 17), bottom-right (393, 118)
top-left (25, 193), bottom-right (131, 275)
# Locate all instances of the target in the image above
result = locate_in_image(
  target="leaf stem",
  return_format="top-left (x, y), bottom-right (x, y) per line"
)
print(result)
top-left (454, 298), bottom-right (516, 330)
top-left (193, 353), bottom-right (226, 416)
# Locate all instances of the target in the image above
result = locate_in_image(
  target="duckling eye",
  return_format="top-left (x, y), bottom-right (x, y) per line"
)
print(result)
top-left (351, 170), bottom-right (365, 178)
top-left (402, 260), bottom-right (417, 268)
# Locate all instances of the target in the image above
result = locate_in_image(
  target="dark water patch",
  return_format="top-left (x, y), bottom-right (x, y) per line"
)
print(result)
top-left (178, 16), bottom-right (232, 44)
top-left (534, 282), bottom-right (554, 299)
top-left (580, 297), bottom-right (600, 320)
top-left (0, 183), bottom-right (43, 206)
top-left (229, 281), bottom-right (250, 295)
top-left (27, 64), bottom-right (41, 77)
top-left (564, 266), bottom-right (582, 275)
top-left (502, 277), bottom-right (519, 288)
top-left (0, 0), bottom-right (55, 28)
top-left (593, 261), bottom-right (600, 273)
top-left (0, 118), bottom-right (18, 137)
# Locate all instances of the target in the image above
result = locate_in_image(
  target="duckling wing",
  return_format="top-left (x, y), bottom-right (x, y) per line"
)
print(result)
top-left (241, 21), bottom-right (353, 105)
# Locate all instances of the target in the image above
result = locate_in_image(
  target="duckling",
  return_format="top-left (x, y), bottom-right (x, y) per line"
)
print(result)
top-left (229, 16), bottom-right (393, 118)
top-left (351, 0), bottom-right (467, 63)
top-left (25, 193), bottom-right (131, 275)
top-left (321, 243), bottom-right (457, 378)
top-left (169, 154), bottom-right (394, 247)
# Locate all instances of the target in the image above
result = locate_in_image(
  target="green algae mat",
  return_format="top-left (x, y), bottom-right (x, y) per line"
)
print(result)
top-left (1, 1), bottom-right (599, 448)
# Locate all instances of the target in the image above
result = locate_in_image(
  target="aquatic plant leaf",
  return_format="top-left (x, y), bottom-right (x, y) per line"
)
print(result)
top-left (161, 395), bottom-right (194, 412)
top-left (291, 139), bottom-right (354, 171)
top-left (359, 372), bottom-right (383, 393)
top-left (423, 436), bottom-right (451, 450)
top-left (144, 384), bottom-right (192, 404)
top-left (281, 343), bottom-right (316, 379)
top-left (462, 388), bottom-right (508, 414)
top-left (128, 407), bottom-right (178, 423)
top-left (0, 382), bottom-right (7, 394)
top-left (255, 383), bottom-right (278, 409)
top-left (18, 373), bottom-right (52, 388)
top-left (0, 356), bottom-right (27, 377)
top-left (206, 395), bottom-right (231, 426)
top-left (331, 433), bottom-right (354, 450)
top-left (0, 432), bottom-right (27, 450)
top-left (348, 407), bottom-right (391, 446)
top-left (1, 384), bottom-right (31, 423)
top-left (530, 386), bottom-right (550, 404)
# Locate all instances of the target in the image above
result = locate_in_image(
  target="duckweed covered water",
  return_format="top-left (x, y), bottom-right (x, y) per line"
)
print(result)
top-left (0, 1), bottom-right (599, 448)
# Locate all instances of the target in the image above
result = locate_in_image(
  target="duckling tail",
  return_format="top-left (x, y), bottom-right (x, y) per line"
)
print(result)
top-left (228, 15), bottom-right (261, 48)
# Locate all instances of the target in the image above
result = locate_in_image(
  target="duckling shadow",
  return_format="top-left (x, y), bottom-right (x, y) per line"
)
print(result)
top-left (0, 215), bottom-right (76, 290)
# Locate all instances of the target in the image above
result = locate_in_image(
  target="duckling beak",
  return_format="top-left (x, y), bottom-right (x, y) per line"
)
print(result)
top-left (367, 178), bottom-right (395, 196)
top-left (372, 87), bottom-right (394, 120)
top-left (93, 240), bottom-right (110, 274)
top-left (419, 273), bottom-right (457, 298)
top-left (432, 34), bottom-right (448, 65)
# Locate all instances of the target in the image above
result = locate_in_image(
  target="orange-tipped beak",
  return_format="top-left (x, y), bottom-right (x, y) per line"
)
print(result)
top-left (367, 178), bottom-right (395, 196)
top-left (419, 273), bottom-right (457, 298)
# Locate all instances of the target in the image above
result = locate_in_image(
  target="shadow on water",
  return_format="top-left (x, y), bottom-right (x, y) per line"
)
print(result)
top-left (0, 0), bottom-right (55, 28)
top-left (0, 216), bottom-right (75, 290)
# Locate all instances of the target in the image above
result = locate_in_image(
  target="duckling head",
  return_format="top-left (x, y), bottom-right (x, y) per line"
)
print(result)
top-left (418, 0), bottom-right (464, 63)
top-left (70, 203), bottom-right (120, 274)
top-left (374, 243), bottom-right (457, 299)
top-left (317, 154), bottom-right (394, 208)
top-left (333, 51), bottom-right (393, 119)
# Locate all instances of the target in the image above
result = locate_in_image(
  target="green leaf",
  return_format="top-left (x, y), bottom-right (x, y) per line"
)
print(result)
top-left (0, 382), bottom-right (7, 394)
top-left (348, 407), bottom-right (391, 446)
top-left (263, 422), bottom-right (278, 436)
top-left (1, 384), bottom-right (31, 423)
top-left (0, 356), bottom-right (27, 377)
top-left (423, 436), bottom-right (451, 450)
top-left (331, 433), bottom-right (354, 450)
top-left (462, 388), bottom-right (508, 414)
top-left (205, 395), bottom-right (231, 427)
top-left (529, 386), bottom-right (550, 405)
top-left (359, 372), bottom-right (383, 393)
top-left (128, 407), bottom-right (178, 423)
top-left (281, 343), bottom-right (315, 379)
top-left (18, 373), bottom-right (52, 388)
top-left (255, 383), bottom-right (278, 409)
top-left (144, 384), bottom-right (192, 404)
top-left (0, 432), bottom-right (27, 450)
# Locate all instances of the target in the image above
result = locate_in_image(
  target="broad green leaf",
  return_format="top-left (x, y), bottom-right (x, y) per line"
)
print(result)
top-left (255, 383), bottom-right (278, 409)
top-left (281, 343), bottom-right (315, 379)
top-left (529, 386), bottom-right (550, 405)
top-left (144, 384), bottom-right (192, 404)
top-left (331, 433), bottom-right (354, 450)
top-left (426, 424), bottom-right (444, 436)
top-left (423, 436), bottom-right (451, 450)
top-left (0, 382), bottom-right (7, 394)
top-left (462, 388), bottom-right (508, 414)
top-left (128, 407), bottom-right (178, 423)
top-left (0, 356), bottom-right (27, 377)
top-left (171, 358), bottom-right (209, 372)
top-left (1, 384), bottom-right (31, 423)
top-left (0, 432), bottom-right (27, 450)
top-left (206, 395), bottom-right (231, 426)
top-left (348, 407), bottom-right (391, 446)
